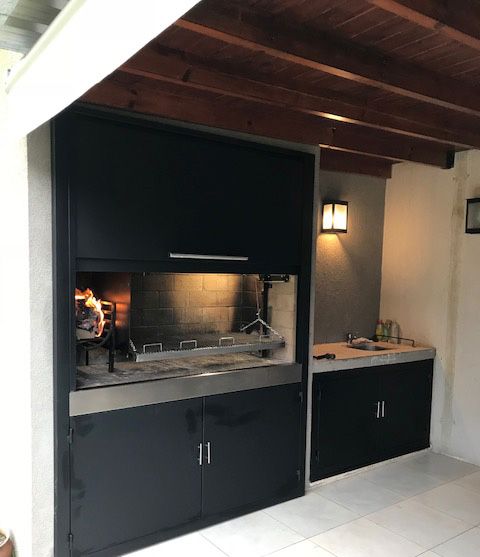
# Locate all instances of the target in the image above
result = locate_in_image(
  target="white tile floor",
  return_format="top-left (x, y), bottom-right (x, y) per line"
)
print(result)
top-left (130, 451), bottom-right (480, 557)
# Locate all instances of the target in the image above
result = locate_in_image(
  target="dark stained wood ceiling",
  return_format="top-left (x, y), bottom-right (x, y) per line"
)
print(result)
top-left (82, 0), bottom-right (480, 178)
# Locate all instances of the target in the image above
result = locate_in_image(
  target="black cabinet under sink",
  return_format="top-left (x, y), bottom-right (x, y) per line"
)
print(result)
top-left (70, 383), bottom-right (303, 556)
top-left (310, 360), bottom-right (433, 482)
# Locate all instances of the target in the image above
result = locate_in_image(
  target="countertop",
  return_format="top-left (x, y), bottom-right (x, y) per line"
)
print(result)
top-left (312, 341), bottom-right (435, 373)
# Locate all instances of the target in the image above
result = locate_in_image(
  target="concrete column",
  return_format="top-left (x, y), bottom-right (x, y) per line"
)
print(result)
top-left (0, 49), bottom-right (33, 555)
top-left (1, 48), bottom-right (54, 556)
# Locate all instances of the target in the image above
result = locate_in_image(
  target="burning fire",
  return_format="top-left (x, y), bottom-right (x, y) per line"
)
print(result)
top-left (75, 288), bottom-right (105, 337)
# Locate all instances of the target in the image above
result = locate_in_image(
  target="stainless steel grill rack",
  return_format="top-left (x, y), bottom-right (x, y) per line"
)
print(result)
top-left (129, 332), bottom-right (285, 363)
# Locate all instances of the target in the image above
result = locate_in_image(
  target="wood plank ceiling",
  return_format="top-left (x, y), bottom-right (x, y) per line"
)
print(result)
top-left (82, 0), bottom-right (480, 178)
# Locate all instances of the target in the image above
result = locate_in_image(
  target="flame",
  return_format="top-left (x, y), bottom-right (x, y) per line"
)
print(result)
top-left (75, 288), bottom-right (105, 337)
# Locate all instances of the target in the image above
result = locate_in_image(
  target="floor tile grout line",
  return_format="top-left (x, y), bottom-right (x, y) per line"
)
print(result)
top-left (409, 480), bottom-right (480, 526)
top-left (262, 495), bottom-right (363, 540)
top-left (360, 499), bottom-right (473, 551)
top-left (296, 488), bottom-right (365, 515)
top-left (306, 516), bottom-right (429, 557)
top-left (197, 530), bottom-right (231, 556)
top-left (263, 539), bottom-right (338, 557)
top-left (338, 462), bottom-right (480, 509)
top-left (452, 476), bottom-right (480, 493)
top-left (255, 508), bottom-right (311, 538)
top-left (311, 473), bottom-right (454, 518)
top-left (310, 477), bottom-right (407, 514)
top-left (401, 460), bottom-right (480, 484)
top-left (425, 523), bottom-right (480, 553)
top-left (356, 472), bottom-right (448, 497)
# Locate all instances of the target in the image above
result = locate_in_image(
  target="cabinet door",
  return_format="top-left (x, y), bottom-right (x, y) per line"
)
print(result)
top-left (202, 384), bottom-right (303, 518)
top-left (311, 370), bottom-right (380, 481)
top-left (70, 400), bottom-right (202, 556)
top-left (68, 112), bottom-right (309, 266)
top-left (379, 360), bottom-right (433, 458)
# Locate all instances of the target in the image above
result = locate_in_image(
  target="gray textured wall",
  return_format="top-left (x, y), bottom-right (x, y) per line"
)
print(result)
top-left (314, 169), bottom-right (386, 344)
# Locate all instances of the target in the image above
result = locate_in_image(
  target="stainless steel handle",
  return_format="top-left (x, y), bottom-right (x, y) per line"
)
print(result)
top-left (197, 443), bottom-right (203, 466)
top-left (382, 400), bottom-right (386, 418)
top-left (169, 252), bottom-right (249, 262)
top-left (376, 401), bottom-right (381, 419)
top-left (206, 441), bottom-right (211, 464)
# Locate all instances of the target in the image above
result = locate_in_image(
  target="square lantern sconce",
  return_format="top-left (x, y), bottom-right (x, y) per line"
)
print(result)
top-left (322, 200), bottom-right (348, 233)
top-left (466, 198), bottom-right (480, 234)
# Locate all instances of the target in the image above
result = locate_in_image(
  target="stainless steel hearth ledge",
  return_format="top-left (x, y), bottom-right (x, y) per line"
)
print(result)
top-left (70, 363), bottom-right (302, 416)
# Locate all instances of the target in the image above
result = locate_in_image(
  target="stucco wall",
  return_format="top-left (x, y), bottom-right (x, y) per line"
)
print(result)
top-left (315, 170), bottom-right (386, 343)
top-left (0, 49), bottom-right (32, 555)
top-left (0, 48), bottom-right (53, 556)
top-left (380, 152), bottom-right (480, 465)
top-left (28, 124), bottom-right (54, 557)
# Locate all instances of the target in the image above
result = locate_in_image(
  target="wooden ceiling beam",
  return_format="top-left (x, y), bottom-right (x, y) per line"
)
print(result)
top-left (82, 74), bottom-right (454, 168)
top-left (367, 0), bottom-right (480, 52)
top-left (121, 46), bottom-right (480, 150)
top-left (177, 1), bottom-right (480, 117)
top-left (320, 150), bottom-right (393, 179)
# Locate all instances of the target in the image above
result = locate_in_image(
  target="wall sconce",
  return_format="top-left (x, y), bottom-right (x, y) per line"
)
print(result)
top-left (322, 201), bottom-right (348, 233)
top-left (466, 198), bottom-right (480, 234)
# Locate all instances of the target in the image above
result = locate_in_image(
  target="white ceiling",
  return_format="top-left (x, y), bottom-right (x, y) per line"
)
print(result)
top-left (0, 0), bottom-right (69, 54)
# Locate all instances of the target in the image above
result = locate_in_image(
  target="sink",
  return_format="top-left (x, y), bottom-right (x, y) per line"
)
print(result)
top-left (348, 343), bottom-right (391, 351)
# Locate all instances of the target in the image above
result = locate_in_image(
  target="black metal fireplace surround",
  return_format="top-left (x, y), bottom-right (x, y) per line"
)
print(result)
top-left (53, 105), bottom-right (315, 557)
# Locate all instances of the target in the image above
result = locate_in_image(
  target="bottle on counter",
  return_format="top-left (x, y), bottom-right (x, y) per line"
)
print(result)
top-left (383, 319), bottom-right (392, 342)
top-left (375, 320), bottom-right (384, 341)
top-left (390, 320), bottom-right (400, 343)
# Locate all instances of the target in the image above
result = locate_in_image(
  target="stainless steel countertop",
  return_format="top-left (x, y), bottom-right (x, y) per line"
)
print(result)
top-left (70, 361), bottom-right (302, 416)
top-left (312, 341), bottom-right (435, 373)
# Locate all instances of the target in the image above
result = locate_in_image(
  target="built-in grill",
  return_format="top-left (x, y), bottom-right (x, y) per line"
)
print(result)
top-left (75, 272), bottom-right (297, 389)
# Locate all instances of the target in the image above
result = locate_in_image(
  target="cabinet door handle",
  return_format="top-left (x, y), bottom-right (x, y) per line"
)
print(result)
top-left (382, 401), bottom-right (386, 418)
top-left (376, 401), bottom-right (381, 419)
top-left (197, 443), bottom-right (203, 466)
top-left (206, 441), bottom-right (211, 464)
top-left (169, 252), bottom-right (249, 262)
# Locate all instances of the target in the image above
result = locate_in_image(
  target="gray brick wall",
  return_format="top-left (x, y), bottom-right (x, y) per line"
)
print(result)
top-left (130, 273), bottom-right (259, 344)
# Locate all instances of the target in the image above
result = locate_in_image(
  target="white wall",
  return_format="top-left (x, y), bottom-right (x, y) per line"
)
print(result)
top-left (0, 48), bottom-right (54, 556)
top-left (381, 152), bottom-right (480, 465)
top-left (28, 124), bottom-right (54, 557)
top-left (0, 49), bottom-right (33, 555)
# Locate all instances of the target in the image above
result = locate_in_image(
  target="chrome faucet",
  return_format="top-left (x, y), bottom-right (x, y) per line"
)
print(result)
top-left (346, 332), bottom-right (357, 345)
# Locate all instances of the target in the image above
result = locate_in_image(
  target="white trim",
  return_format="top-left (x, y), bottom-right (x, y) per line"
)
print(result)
top-left (5, 0), bottom-right (201, 137)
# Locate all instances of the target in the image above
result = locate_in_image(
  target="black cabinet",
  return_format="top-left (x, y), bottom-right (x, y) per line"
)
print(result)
top-left (65, 111), bottom-right (311, 267)
top-left (203, 384), bottom-right (302, 517)
top-left (70, 399), bottom-right (203, 557)
top-left (311, 369), bottom-right (380, 480)
top-left (380, 361), bottom-right (434, 457)
top-left (310, 360), bottom-right (433, 481)
top-left (70, 384), bottom-right (303, 556)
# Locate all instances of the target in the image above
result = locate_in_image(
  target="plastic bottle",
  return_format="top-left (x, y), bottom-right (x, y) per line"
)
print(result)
top-left (390, 320), bottom-right (400, 344)
top-left (375, 320), bottom-right (383, 341)
top-left (383, 320), bottom-right (392, 342)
